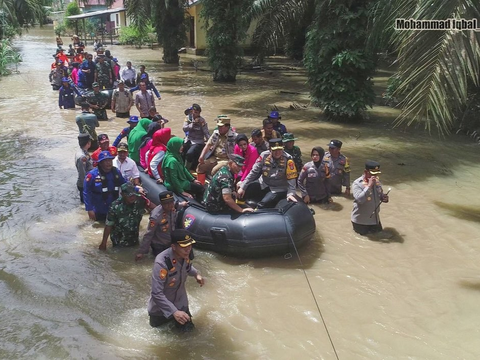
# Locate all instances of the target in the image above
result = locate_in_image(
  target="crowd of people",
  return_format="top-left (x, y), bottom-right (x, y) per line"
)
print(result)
top-left (65, 37), bottom-right (390, 332)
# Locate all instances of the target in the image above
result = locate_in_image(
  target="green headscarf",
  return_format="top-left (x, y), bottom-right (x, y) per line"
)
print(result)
top-left (127, 118), bottom-right (152, 163)
top-left (162, 136), bottom-right (184, 171)
top-left (162, 136), bottom-right (193, 193)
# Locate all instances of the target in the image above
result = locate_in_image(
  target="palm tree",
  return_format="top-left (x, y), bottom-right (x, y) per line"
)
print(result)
top-left (251, 0), bottom-right (480, 134)
top-left (126, 0), bottom-right (188, 64)
top-left (371, 0), bottom-right (480, 134)
top-left (201, 0), bottom-right (254, 82)
top-left (0, 0), bottom-right (46, 39)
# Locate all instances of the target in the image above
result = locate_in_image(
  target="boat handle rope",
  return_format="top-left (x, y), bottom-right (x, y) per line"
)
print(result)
top-left (284, 217), bottom-right (340, 360)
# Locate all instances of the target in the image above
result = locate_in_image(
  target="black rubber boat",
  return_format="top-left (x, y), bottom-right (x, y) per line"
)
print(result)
top-left (139, 169), bottom-right (316, 257)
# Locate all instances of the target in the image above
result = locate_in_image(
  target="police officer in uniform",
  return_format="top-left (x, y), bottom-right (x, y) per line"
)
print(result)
top-left (238, 138), bottom-right (298, 209)
top-left (99, 183), bottom-right (154, 250)
top-left (203, 155), bottom-right (254, 214)
top-left (136, 191), bottom-right (187, 260)
top-left (323, 139), bottom-right (351, 195)
top-left (83, 151), bottom-right (126, 221)
top-left (298, 146), bottom-right (331, 204)
top-left (148, 229), bottom-right (204, 331)
top-left (351, 160), bottom-right (389, 235)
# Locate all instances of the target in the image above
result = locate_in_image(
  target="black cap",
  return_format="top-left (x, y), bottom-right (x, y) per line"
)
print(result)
top-left (365, 160), bottom-right (381, 174)
top-left (78, 133), bottom-right (90, 147)
top-left (328, 139), bottom-right (343, 148)
top-left (171, 229), bottom-right (196, 247)
top-left (159, 190), bottom-right (175, 203)
top-left (192, 103), bottom-right (201, 112)
top-left (152, 114), bottom-right (163, 122)
top-left (269, 138), bottom-right (284, 150)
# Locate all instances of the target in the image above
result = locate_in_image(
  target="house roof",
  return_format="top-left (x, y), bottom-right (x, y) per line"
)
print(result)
top-left (67, 7), bottom-right (125, 20)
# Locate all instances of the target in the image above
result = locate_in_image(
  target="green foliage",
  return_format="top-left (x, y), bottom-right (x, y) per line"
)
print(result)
top-left (382, 74), bottom-right (401, 106)
top-left (201, 0), bottom-right (254, 82)
top-left (119, 24), bottom-right (155, 48)
top-left (304, 0), bottom-right (375, 121)
top-left (377, 0), bottom-right (480, 135)
top-left (1, 22), bottom-right (22, 40)
top-left (0, 39), bottom-right (22, 75)
top-left (249, 0), bottom-right (314, 61)
top-left (64, 2), bottom-right (81, 30)
top-left (54, 22), bottom-right (67, 36)
top-left (0, 0), bottom-right (45, 39)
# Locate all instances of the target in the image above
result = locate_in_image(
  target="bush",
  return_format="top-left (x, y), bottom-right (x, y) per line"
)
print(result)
top-left (0, 39), bottom-right (22, 75)
top-left (54, 22), bottom-right (67, 36)
top-left (65, 2), bottom-right (81, 31)
top-left (118, 25), bottom-right (154, 48)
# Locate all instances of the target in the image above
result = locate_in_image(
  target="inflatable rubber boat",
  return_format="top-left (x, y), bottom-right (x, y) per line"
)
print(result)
top-left (75, 89), bottom-right (113, 109)
top-left (139, 170), bottom-right (316, 257)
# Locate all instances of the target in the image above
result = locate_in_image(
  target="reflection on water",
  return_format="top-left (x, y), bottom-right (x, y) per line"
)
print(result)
top-left (1, 26), bottom-right (480, 359)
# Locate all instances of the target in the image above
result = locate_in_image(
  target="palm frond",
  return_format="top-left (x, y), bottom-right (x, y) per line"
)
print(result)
top-left (379, 0), bottom-right (480, 134)
top-left (249, 0), bottom-right (312, 55)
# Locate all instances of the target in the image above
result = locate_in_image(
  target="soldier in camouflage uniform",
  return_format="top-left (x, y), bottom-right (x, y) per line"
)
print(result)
top-left (87, 82), bottom-right (109, 120)
top-left (282, 133), bottom-right (303, 179)
top-left (323, 139), bottom-right (351, 195)
top-left (203, 155), bottom-right (254, 214)
top-left (94, 54), bottom-right (112, 89)
top-left (75, 103), bottom-right (99, 151)
top-left (99, 183), bottom-right (154, 250)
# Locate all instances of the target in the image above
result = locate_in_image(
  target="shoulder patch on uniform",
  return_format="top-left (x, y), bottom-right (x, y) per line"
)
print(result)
top-left (159, 268), bottom-right (167, 280)
top-left (286, 159), bottom-right (297, 180)
top-left (86, 173), bottom-right (92, 181)
top-left (256, 155), bottom-right (262, 163)
top-left (149, 219), bottom-right (156, 228)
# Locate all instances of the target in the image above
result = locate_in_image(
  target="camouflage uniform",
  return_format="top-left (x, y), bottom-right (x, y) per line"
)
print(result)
top-left (284, 146), bottom-right (303, 178)
top-left (323, 152), bottom-right (350, 194)
top-left (87, 91), bottom-right (108, 120)
top-left (105, 196), bottom-right (149, 247)
top-left (203, 165), bottom-right (235, 213)
top-left (95, 61), bottom-right (112, 89)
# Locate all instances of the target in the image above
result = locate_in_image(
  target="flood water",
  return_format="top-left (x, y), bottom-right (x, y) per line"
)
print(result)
top-left (1, 26), bottom-right (480, 360)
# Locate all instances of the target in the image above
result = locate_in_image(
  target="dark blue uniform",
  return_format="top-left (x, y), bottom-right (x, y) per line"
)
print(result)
top-left (83, 167), bottom-right (126, 219)
top-left (59, 85), bottom-right (81, 109)
top-left (112, 127), bottom-right (132, 147)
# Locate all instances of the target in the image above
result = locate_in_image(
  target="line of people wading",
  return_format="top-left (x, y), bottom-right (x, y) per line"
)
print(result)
top-left (65, 38), bottom-right (390, 332)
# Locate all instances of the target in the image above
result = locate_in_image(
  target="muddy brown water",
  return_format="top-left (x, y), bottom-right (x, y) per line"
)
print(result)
top-left (1, 26), bottom-right (480, 359)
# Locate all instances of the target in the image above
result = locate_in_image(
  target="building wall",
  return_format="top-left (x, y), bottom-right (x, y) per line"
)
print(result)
top-left (186, 3), bottom-right (256, 51)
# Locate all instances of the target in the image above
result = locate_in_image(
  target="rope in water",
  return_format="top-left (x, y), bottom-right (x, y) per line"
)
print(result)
top-left (285, 218), bottom-right (340, 360)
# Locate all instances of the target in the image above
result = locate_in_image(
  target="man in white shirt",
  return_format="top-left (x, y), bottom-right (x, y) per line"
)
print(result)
top-left (114, 142), bottom-right (140, 185)
top-left (121, 61), bottom-right (137, 88)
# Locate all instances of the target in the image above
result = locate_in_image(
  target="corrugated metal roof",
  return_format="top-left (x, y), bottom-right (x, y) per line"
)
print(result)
top-left (67, 7), bottom-right (125, 20)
